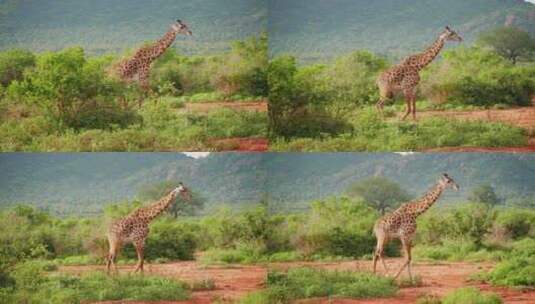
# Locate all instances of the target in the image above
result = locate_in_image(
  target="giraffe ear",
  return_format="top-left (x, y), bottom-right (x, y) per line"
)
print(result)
top-left (442, 173), bottom-right (449, 178)
top-left (445, 26), bottom-right (451, 31)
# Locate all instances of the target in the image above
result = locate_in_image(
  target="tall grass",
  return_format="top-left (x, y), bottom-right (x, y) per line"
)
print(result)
top-left (3, 261), bottom-right (190, 303)
top-left (241, 268), bottom-right (396, 303)
top-left (271, 109), bottom-right (527, 151)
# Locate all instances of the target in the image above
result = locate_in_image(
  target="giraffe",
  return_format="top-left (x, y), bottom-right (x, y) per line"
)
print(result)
top-left (113, 20), bottom-right (192, 105)
top-left (375, 26), bottom-right (462, 120)
top-left (372, 173), bottom-right (459, 280)
top-left (106, 182), bottom-right (192, 273)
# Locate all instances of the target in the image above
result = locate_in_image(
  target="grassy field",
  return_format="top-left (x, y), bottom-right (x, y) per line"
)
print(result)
top-left (1, 197), bottom-right (533, 303)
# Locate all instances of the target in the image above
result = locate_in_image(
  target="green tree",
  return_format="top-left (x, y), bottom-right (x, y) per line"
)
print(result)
top-left (7, 47), bottom-right (129, 129)
top-left (469, 184), bottom-right (501, 206)
top-left (137, 181), bottom-right (205, 217)
top-left (267, 55), bottom-right (297, 136)
top-left (477, 26), bottom-right (535, 64)
top-left (0, 49), bottom-right (35, 87)
top-left (345, 177), bottom-right (411, 215)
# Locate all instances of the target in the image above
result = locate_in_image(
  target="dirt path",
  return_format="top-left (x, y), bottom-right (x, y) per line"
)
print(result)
top-left (210, 137), bottom-right (269, 151)
top-left (183, 101), bottom-right (267, 113)
top-left (59, 259), bottom-right (535, 304)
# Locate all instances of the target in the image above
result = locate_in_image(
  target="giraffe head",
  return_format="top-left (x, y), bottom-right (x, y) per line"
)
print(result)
top-left (441, 26), bottom-right (463, 42)
top-left (171, 20), bottom-right (193, 36)
top-left (439, 173), bottom-right (459, 191)
top-left (172, 182), bottom-right (192, 201)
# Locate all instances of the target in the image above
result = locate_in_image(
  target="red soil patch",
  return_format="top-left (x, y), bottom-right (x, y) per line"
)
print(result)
top-left (59, 259), bottom-right (535, 304)
top-left (210, 137), bottom-right (269, 152)
top-left (184, 101), bottom-right (267, 113)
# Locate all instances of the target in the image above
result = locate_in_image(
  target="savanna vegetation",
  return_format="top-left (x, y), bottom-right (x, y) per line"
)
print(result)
top-left (1, 180), bottom-right (533, 303)
top-left (268, 27), bottom-right (535, 151)
top-left (0, 34), bottom-right (268, 151)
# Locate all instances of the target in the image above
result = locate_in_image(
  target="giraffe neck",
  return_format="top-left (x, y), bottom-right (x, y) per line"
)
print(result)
top-left (147, 29), bottom-right (178, 61)
top-left (413, 35), bottom-right (446, 71)
top-left (140, 192), bottom-right (177, 222)
top-left (405, 182), bottom-right (446, 217)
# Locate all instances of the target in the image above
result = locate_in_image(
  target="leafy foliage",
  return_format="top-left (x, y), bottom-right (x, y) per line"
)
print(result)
top-left (441, 287), bottom-right (502, 304)
top-left (469, 185), bottom-right (501, 206)
top-left (421, 47), bottom-right (534, 107)
top-left (259, 268), bottom-right (397, 302)
top-left (346, 177), bottom-right (412, 214)
top-left (4, 263), bottom-right (189, 303)
top-left (478, 26), bottom-right (535, 64)
top-left (0, 49), bottom-right (35, 87)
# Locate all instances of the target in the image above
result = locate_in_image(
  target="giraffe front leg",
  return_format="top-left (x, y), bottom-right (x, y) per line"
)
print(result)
top-left (137, 67), bottom-right (151, 108)
top-left (393, 237), bottom-right (412, 279)
top-left (133, 240), bottom-right (145, 273)
top-left (402, 88), bottom-right (415, 121)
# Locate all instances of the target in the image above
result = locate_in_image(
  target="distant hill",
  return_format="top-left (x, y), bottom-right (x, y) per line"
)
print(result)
top-left (264, 153), bottom-right (535, 210)
top-left (268, 0), bottom-right (535, 62)
top-left (0, 153), bottom-right (267, 215)
top-left (0, 153), bottom-right (534, 216)
top-left (0, 0), bottom-right (266, 55)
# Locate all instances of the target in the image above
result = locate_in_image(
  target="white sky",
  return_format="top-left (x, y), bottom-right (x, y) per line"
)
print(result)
top-left (526, 0), bottom-right (535, 3)
top-left (182, 152), bottom-right (211, 159)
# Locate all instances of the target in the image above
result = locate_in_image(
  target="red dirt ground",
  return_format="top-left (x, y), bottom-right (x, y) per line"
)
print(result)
top-left (210, 137), bottom-right (269, 151)
top-left (184, 101), bottom-right (267, 113)
top-left (59, 259), bottom-right (535, 304)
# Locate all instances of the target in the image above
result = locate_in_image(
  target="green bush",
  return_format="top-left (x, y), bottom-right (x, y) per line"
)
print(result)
top-left (0, 49), bottom-right (35, 87)
top-left (442, 287), bottom-right (502, 304)
top-left (134, 219), bottom-right (197, 261)
top-left (292, 198), bottom-right (383, 258)
top-left (422, 47), bottom-right (534, 107)
top-left (494, 208), bottom-right (535, 240)
top-left (271, 110), bottom-right (527, 152)
top-left (487, 239), bottom-right (535, 287)
top-left (4, 264), bottom-right (190, 303)
top-left (263, 268), bottom-right (397, 302)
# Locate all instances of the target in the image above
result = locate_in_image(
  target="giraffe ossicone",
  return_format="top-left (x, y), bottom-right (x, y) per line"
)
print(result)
top-left (106, 183), bottom-right (192, 273)
top-left (375, 26), bottom-right (462, 120)
top-left (112, 20), bottom-right (192, 105)
top-left (372, 174), bottom-right (459, 280)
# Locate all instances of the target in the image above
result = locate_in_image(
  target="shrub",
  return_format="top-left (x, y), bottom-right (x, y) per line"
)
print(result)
top-left (9, 270), bottom-right (190, 303)
top-left (6, 48), bottom-right (134, 130)
top-left (264, 268), bottom-right (397, 301)
top-left (292, 198), bottom-right (380, 258)
top-left (422, 47), bottom-right (534, 107)
top-left (487, 239), bottom-right (535, 287)
top-left (270, 112), bottom-right (527, 152)
top-left (442, 287), bottom-right (502, 304)
top-left (493, 208), bottom-right (535, 240)
top-left (0, 49), bottom-right (35, 87)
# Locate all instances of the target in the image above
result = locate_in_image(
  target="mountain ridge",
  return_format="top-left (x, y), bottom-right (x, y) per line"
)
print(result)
top-left (268, 0), bottom-right (535, 62)
top-left (0, 153), bottom-right (533, 216)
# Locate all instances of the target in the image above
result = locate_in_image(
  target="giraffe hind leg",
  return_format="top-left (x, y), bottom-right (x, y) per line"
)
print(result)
top-left (373, 233), bottom-right (389, 274)
top-left (401, 88), bottom-right (415, 121)
top-left (107, 238), bottom-right (120, 275)
top-left (376, 86), bottom-right (393, 118)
